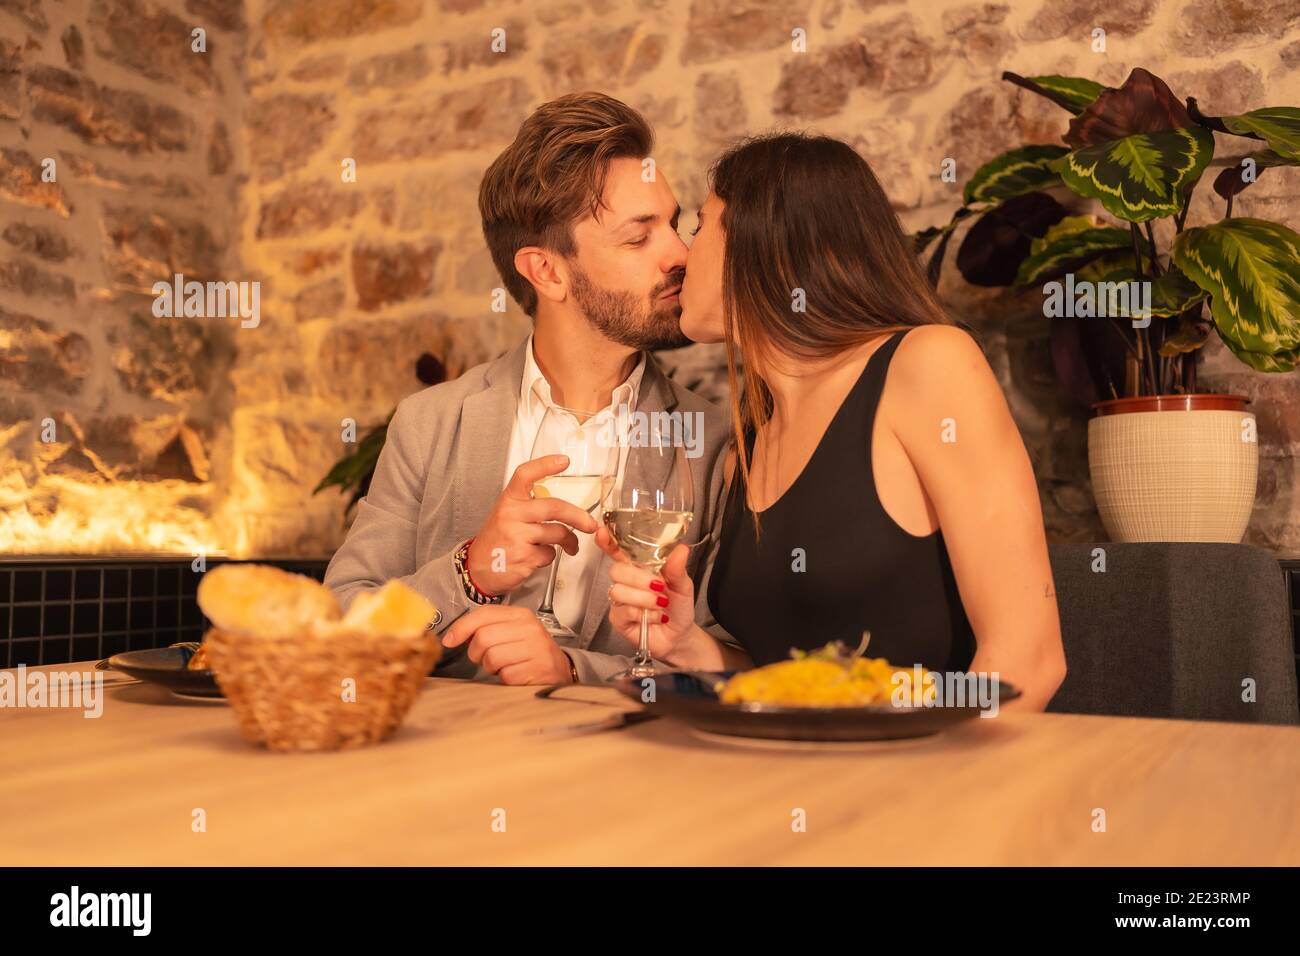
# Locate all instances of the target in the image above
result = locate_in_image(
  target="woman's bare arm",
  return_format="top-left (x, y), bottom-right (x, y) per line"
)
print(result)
top-left (888, 325), bottom-right (1067, 712)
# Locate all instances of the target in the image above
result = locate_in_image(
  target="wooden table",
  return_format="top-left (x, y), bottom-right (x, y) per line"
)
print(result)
top-left (3, 662), bottom-right (1298, 866)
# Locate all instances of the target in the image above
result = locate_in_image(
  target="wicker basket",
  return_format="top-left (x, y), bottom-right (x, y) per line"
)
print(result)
top-left (1088, 405), bottom-right (1258, 543)
top-left (204, 625), bottom-right (442, 752)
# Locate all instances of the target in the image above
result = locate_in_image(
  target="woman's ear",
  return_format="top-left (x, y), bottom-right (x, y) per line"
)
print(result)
top-left (514, 247), bottom-right (567, 308)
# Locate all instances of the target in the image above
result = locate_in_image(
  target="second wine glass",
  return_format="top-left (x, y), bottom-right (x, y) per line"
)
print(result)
top-left (601, 420), bottom-right (694, 679)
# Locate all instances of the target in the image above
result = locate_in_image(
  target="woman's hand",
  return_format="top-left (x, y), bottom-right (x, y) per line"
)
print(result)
top-left (596, 527), bottom-right (696, 665)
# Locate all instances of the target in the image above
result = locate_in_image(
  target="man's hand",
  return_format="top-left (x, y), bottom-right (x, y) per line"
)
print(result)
top-left (467, 454), bottom-right (599, 597)
top-left (441, 605), bottom-right (574, 685)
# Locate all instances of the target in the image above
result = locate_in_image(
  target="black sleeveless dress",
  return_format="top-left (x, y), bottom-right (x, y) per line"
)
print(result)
top-left (707, 330), bottom-right (977, 671)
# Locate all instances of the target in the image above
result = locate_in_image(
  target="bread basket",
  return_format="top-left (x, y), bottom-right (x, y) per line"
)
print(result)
top-left (205, 624), bottom-right (441, 752)
top-left (196, 565), bottom-right (440, 752)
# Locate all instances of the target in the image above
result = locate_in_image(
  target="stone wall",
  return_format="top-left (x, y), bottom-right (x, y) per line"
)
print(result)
top-left (3, 0), bottom-right (1299, 557)
top-left (1, 0), bottom-right (243, 553)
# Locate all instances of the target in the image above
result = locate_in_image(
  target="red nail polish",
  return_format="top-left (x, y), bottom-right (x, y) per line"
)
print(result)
top-left (649, 580), bottom-right (665, 592)
top-left (661, 613), bottom-right (669, 624)
top-left (656, 595), bottom-right (669, 607)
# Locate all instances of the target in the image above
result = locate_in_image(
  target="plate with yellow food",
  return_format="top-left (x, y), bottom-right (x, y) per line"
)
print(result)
top-left (613, 643), bottom-right (1020, 741)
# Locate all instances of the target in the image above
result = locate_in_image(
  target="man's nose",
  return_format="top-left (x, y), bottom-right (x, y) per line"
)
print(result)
top-left (664, 231), bottom-right (688, 272)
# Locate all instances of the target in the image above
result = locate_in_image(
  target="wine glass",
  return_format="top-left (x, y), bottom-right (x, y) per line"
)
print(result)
top-left (600, 417), bottom-right (695, 679)
top-left (529, 403), bottom-right (610, 639)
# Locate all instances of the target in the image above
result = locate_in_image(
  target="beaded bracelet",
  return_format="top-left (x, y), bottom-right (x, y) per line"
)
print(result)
top-left (454, 537), bottom-right (502, 605)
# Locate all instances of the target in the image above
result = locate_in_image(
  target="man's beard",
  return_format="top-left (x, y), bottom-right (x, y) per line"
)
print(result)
top-left (569, 266), bottom-right (692, 351)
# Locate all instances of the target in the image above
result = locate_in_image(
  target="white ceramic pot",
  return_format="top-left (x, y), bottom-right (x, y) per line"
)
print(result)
top-left (1087, 394), bottom-right (1258, 543)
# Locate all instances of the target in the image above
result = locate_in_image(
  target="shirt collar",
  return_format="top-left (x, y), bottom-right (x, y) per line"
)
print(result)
top-left (520, 334), bottom-right (646, 419)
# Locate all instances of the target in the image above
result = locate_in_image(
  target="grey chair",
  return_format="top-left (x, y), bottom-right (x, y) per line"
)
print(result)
top-left (1046, 542), bottom-right (1300, 725)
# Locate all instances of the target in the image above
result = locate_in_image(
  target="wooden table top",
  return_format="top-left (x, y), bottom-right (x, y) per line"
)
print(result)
top-left (3, 662), bottom-right (1298, 866)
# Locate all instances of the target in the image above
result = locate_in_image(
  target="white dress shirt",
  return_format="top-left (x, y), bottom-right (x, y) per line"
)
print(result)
top-left (501, 336), bottom-right (646, 633)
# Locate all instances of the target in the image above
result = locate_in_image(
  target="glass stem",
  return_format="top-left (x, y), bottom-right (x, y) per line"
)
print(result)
top-left (537, 546), bottom-right (562, 616)
top-left (636, 607), bottom-right (651, 666)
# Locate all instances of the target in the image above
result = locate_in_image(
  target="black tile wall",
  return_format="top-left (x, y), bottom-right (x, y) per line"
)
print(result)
top-left (0, 558), bottom-right (330, 668)
top-left (3, 557), bottom-right (1290, 674)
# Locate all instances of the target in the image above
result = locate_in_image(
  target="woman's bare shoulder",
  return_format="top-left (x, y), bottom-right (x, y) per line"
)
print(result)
top-left (892, 324), bottom-right (986, 374)
top-left (889, 324), bottom-right (998, 401)
top-left (887, 324), bottom-right (1017, 450)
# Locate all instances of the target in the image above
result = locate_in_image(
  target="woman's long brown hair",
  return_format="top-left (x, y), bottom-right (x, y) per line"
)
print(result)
top-left (708, 132), bottom-right (956, 535)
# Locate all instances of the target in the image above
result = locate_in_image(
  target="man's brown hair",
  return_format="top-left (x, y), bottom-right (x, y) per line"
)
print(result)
top-left (478, 92), bottom-right (654, 317)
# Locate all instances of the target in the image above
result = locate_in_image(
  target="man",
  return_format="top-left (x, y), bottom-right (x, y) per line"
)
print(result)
top-left (324, 92), bottom-right (730, 684)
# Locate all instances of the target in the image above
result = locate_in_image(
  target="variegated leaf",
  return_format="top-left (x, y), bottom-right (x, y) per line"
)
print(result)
top-left (1220, 107), bottom-right (1300, 161)
top-left (1015, 216), bottom-right (1134, 286)
top-left (1172, 218), bottom-right (1300, 372)
top-left (1148, 268), bottom-right (1209, 318)
top-left (1024, 75), bottom-right (1107, 114)
top-left (1002, 71), bottom-right (1108, 114)
top-left (1217, 333), bottom-right (1300, 372)
top-left (963, 145), bottom-right (1069, 206)
top-left (1159, 316), bottom-right (1211, 357)
top-left (1053, 126), bottom-right (1214, 222)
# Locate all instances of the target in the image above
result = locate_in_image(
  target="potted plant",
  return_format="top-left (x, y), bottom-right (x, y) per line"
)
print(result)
top-left (918, 68), bottom-right (1300, 543)
top-left (313, 353), bottom-right (447, 520)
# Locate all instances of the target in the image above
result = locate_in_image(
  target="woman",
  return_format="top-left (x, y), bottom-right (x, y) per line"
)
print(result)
top-left (596, 133), bottom-right (1066, 710)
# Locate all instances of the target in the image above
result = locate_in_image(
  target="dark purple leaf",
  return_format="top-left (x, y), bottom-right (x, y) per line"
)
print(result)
top-left (956, 192), bottom-right (1068, 287)
top-left (1065, 68), bottom-right (1192, 149)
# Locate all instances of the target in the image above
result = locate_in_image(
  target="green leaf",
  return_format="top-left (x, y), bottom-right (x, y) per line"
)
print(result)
top-left (1219, 107), bottom-right (1300, 161)
top-left (1074, 253), bottom-right (1136, 285)
top-left (1172, 218), bottom-right (1300, 372)
top-left (1054, 125), bottom-right (1215, 222)
top-left (312, 421), bottom-right (390, 496)
top-left (1217, 332), bottom-right (1300, 372)
top-left (1002, 71), bottom-right (1108, 115)
top-left (963, 145), bottom-right (1069, 205)
top-left (1148, 267), bottom-right (1208, 318)
top-left (1024, 75), bottom-right (1107, 113)
top-left (1015, 216), bottom-right (1135, 286)
top-left (1066, 259), bottom-right (1202, 322)
top-left (1159, 315), bottom-right (1211, 357)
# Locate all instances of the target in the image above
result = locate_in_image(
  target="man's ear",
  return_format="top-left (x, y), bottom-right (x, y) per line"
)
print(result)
top-left (514, 247), bottom-right (568, 308)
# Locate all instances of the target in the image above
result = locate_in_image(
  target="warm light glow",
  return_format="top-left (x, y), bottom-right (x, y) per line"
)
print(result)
top-left (0, 475), bottom-right (227, 557)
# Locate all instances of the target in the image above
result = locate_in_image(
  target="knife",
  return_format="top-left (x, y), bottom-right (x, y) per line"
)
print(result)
top-left (530, 710), bottom-right (660, 736)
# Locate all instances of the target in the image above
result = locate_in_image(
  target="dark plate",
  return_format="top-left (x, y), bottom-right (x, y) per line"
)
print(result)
top-left (613, 671), bottom-right (1020, 741)
top-left (106, 647), bottom-right (224, 699)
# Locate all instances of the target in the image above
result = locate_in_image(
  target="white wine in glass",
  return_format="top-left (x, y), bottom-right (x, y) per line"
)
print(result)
top-left (532, 474), bottom-right (604, 513)
top-left (529, 404), bottom-right (610, 639)
top-left (601, 424), bottom-right (694, 679)
top-left (602, 508), bottom-right (694, 569)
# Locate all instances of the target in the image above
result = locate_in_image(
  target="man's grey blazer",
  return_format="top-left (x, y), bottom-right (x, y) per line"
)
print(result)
top-left (323, 336), bottom-right (736, 682)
